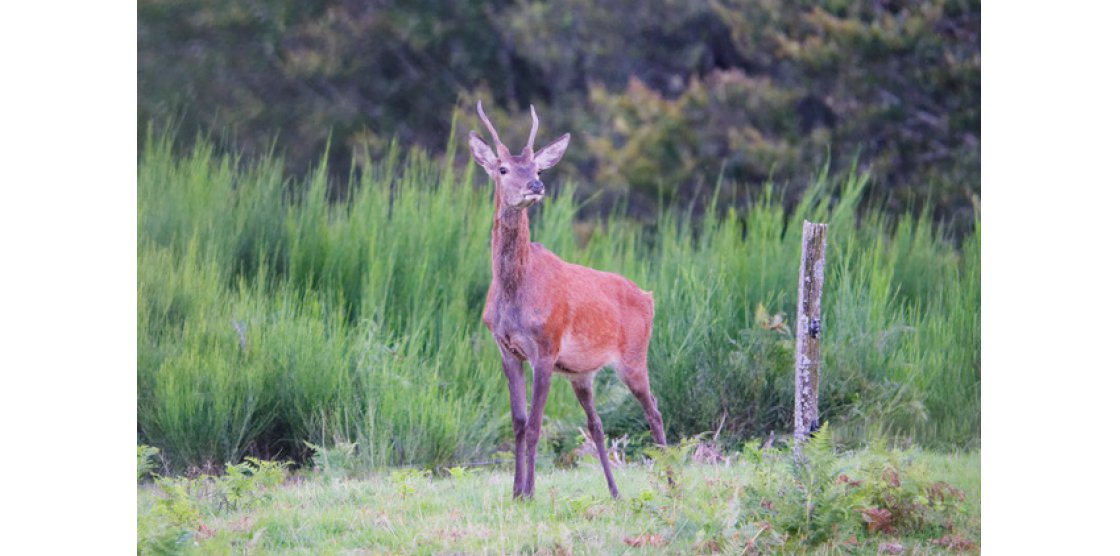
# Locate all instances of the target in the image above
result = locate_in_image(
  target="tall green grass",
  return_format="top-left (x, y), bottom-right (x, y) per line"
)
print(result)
top-left (137, 129), bottom-right (979, 471)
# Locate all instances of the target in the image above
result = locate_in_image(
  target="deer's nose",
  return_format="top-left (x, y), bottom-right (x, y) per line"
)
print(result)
top-left (527, 180), bottom-right (544, 195)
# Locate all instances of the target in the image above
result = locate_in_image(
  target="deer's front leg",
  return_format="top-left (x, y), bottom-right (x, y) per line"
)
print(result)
top-left (500, 350), bottom-right (528, 499)
top-left (523, 356), bottom-right (555, 498)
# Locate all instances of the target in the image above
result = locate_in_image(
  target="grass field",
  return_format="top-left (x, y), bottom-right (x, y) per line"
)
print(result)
top-left (137, 127), bottom-right (979, 474)
top-left (137, 127), bottom-right (982, 552)
top-left (137, 433), bottom-right (979, 554)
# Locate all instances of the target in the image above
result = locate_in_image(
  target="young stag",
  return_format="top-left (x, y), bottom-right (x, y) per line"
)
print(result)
top-left (469, 101), bottom-right (667, 499)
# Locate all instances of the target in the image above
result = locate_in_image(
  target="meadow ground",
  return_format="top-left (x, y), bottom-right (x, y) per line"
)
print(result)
top-left (138, 440), bottom-right (979, 554)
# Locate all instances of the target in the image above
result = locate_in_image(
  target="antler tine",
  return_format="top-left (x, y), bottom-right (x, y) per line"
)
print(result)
top-left (525, 104), bottom-right (539, 155)
top-left (476, 100), bottom-right (510, 157)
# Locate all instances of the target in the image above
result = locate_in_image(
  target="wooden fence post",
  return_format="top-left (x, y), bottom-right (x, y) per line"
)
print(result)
top-left (794, 221), bottom-right (828, 453)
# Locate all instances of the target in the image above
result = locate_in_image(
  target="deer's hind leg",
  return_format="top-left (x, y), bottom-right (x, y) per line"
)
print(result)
top-left (571, 375), bottom-right (619, 498)
top-left (617, 357), bottom-right (667, 446)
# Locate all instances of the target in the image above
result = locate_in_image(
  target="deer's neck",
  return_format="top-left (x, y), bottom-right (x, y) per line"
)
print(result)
top-left (491, 205), bottom-right (532, 297)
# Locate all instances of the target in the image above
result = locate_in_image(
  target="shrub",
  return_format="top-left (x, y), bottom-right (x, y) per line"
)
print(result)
top-left (137, 445), bottom-right (161, 483)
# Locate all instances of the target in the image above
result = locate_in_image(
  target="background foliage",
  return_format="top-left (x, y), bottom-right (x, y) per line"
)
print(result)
top-left (139, 0), bottom-right (979, 233)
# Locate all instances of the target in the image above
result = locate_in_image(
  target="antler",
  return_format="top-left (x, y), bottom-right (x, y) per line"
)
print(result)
top-left (476, 100), bottom-right (511, 158)
top-left (525, 104), bottom-right (539, 155)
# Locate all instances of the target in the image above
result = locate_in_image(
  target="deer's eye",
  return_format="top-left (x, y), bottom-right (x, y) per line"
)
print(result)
top-left (499, 167), bottom-right (508, 175)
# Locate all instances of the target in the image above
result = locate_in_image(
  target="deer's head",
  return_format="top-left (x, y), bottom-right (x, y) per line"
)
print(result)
top-left (469, 101), bottom-right (570, 209)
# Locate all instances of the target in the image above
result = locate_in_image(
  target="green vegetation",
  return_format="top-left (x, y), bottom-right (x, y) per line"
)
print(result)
top-left (137, 433), bottom-right (980, 554)
top-left (137, 4), bottom-right (980, 550)
top-left (138, 0), bottom-right (979, 229)
top-left (137, 127), bottom-right (978, 472)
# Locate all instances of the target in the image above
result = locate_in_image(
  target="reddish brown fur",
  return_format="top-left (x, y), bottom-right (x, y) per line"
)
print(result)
top-left (469, 102), bottom-right (666, 499)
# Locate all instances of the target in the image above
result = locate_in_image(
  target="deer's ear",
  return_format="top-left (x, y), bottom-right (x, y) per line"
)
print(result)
top-left (469, 130), bottom-right (499, 172)
top-left (534, 133), bottom-right (570, 171)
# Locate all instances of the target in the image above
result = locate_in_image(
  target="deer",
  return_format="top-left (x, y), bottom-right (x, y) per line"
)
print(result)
top-left (468, 101), bottom-right (667, 499)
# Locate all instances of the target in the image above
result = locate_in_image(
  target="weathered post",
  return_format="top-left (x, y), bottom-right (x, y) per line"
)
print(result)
top-left (794, 221), bottom-right (828, 453)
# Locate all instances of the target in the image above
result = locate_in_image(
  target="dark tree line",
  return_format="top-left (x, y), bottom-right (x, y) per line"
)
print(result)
top-left (140, 0), bottom-right (979, 230)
